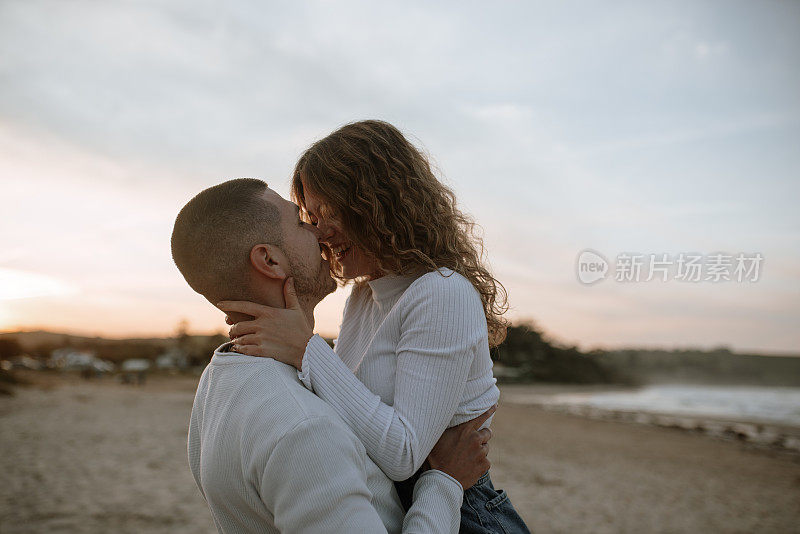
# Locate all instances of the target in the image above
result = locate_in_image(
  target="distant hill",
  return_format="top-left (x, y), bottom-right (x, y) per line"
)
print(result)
top-left (0, 330), bottom-right (174, 351)
top-left (0, 329), bottom-right (333, 366)
top-left (2, 327), bottom-right (798, 385)
top-left (594, 347), bottom-right (800, 387)
top-left (492, 322), bottom-right (800, 386)
top-left (491, 322), bottom-right (629, 384)
top-left (0, 329), bottom-right (226, 365)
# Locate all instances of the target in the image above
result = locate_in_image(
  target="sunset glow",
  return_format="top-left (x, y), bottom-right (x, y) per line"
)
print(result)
top-left (0, 1), bottom-right (798, 352)
top-left (0, 268), bottom-right (77, 301)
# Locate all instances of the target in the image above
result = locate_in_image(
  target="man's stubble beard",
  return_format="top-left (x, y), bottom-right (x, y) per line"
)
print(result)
top-left (288, 253), bottom-right (336, 306)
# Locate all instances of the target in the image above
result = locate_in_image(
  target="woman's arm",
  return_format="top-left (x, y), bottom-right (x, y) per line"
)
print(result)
top-left (300, 274), bottom-right (485, 480)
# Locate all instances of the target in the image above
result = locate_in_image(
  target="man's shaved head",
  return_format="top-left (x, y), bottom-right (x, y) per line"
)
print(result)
top-left (171, 178), bottom-right (282, 302)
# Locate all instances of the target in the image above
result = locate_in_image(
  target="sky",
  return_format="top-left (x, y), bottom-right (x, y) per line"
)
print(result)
top-left (0, 0), bottom-right (798, 353)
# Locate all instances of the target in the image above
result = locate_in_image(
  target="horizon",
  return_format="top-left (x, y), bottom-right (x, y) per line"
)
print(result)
top-left (1, 1), bottom-right (798, 354)
top-left (3, 326), bottom-right (799, 359)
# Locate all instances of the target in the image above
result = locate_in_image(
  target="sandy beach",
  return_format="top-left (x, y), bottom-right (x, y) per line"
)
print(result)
top-left (1, 374), bottom-right (799, 533)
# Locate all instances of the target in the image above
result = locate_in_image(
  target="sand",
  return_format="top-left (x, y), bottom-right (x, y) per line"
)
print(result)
top-left (1, 375), bottom-right (799, 533)
top-left (0, 374), bottom-right (215, 534)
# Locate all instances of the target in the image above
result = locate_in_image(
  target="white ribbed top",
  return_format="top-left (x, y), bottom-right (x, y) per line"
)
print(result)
top-left (188, 347), bottom-right (463, 534)
top-left (301, 268), bottom-right (500, 481)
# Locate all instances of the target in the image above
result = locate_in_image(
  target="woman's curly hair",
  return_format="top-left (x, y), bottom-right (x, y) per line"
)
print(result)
top-left (291, 120), bottom-right (508, 347)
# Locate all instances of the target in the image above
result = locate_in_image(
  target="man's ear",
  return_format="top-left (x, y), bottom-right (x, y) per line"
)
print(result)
top-left (249, 244), bottom-right (288, 280)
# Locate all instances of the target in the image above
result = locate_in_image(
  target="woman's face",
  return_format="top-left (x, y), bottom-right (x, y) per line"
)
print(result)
top-left (301, 183), bottom-right (381, 280)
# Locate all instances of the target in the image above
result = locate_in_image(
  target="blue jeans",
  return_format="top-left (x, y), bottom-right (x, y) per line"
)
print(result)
top-left (459, 471), bottom-right (530, 534)
top-left (395, 470), bottom-right (530, 533)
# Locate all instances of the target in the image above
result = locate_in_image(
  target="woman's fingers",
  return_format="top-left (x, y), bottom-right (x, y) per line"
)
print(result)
top-left (477, 427), bottom-right (493, 445)
top-left (232, 334), bottom-right (260, 346)
top-left (228, 320), bottom-right (260, 339)
top-left (282, 278), bottom-right (301, 310)
top-left (230, 343), bottom-right (262, 357)
top-left (470, 405), bottom-right (497, 430)
top-left (217, 300), bottom-right (276, 317)
top-left (217, 295), bottom-right (312, 370)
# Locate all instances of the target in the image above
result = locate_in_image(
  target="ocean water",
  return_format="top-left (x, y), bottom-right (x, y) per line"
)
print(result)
top-left (543, 385), bottom-right (800, 427)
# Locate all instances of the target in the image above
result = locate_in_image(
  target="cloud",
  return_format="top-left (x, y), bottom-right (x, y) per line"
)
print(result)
top-left (0, 1), bottom-right (798, 350)
top-left (694, 41), bottom-right (729, 61)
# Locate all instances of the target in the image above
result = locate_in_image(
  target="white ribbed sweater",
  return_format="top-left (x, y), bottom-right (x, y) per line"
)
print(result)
top-left (188, 348), bottom-right (463, 534)
top-left (301, 268), bottom-right (500, 481)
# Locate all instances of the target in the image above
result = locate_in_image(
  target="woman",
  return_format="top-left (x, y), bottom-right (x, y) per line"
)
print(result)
top-left (220, 120), bottom-right (530, 533)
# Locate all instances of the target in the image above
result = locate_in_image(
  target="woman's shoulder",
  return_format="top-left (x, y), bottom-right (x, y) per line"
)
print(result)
top-left (405, 268), bottom-right (480, 304)
top-left (411, 267), bottom-right (471, 289)
top-left (400, 268), bottom-right (487, 334)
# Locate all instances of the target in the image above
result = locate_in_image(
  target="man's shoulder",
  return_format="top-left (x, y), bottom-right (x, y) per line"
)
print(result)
top-left (194, 354), bottom-right (352, 442)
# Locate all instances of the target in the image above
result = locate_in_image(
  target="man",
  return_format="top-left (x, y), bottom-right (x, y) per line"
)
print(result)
top-left (171, 178), bottom-right (493, 533)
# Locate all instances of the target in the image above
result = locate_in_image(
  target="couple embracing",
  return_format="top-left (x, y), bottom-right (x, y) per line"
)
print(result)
top-left (171, 120), bottom-right (531, 533)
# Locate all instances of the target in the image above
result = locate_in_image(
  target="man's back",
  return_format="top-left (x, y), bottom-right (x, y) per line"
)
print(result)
top-left (189, 347), bottom-right (409, 533)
